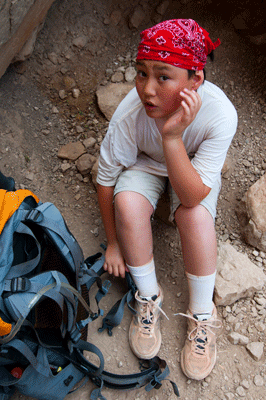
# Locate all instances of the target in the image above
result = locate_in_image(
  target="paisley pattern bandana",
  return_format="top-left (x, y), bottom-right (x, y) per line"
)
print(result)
top-left (136, 19), bottom-right (221, 70)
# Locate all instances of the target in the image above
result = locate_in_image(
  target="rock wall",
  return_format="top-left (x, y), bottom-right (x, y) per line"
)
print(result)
top-left (0, 0), bottom-right (55, 79)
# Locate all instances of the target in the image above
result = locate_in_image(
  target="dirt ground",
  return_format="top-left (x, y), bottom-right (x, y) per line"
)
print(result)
top-left (1, 0), bottom-right (266, 399)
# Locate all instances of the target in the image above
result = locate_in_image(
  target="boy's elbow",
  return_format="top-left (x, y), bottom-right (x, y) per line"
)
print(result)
top-left (181, 185), bottom-right (211, 208)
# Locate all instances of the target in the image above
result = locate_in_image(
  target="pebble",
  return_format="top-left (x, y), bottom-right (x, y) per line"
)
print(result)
top-left (125, 66), bottom-right (137, 82)
top-left (246, 341), bottom-right (264, 361)
top-left (72, 36), bottom-right (88, 48)
top-left (240, 379), bottom-right (250, 389)
top-left (224, 393), bottom-right (234, 400)
top-left (254, 375), bottom-right (264, 386)
top-left (235, 386), bottom-right (246, 397)
top-left (111, 71), bottom-right (124, 83)
top-left (59, 90), bottom-right (67, 99)
top-left (52, 106), bottom-right (59, 114)
top-left (72, 88), bottom-right (80, 98)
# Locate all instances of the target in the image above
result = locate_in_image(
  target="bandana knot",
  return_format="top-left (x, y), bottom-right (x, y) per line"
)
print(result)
top-left (137, 19), bottom-right (221, 70)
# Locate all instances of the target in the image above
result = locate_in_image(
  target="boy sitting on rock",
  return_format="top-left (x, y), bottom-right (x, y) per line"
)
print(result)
top-left (96, 19), bottom-right (237, 380)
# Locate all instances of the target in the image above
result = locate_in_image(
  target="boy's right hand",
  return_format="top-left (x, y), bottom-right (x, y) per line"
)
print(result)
top-left (104, 242), bottom-right (129, 278)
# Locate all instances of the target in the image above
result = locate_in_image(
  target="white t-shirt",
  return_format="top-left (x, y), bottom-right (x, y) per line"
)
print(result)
top-left (96, 81), bottom-right (238, 189)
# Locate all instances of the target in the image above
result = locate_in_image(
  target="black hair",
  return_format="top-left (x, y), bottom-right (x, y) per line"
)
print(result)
top-left (187, 51), bottom-right (214, 81)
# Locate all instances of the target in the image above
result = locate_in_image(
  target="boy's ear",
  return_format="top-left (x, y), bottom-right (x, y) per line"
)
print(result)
top-left (192, 70), bottom-right (204, 90)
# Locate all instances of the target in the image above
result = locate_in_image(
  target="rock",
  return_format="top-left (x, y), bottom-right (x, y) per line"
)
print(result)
top-left (235, 386), bottom-right (246, 397)
top-left (59, 90), bottom-right (67, 100)
top-left (0, 0), bottom-right (56, 79)
top-left (254, 375), bottom-right (264, 386)
top-left (72, 88), bottom-right (80, 99)
top-left (110, 10), bottom-right (122, 26)
top-left (111, 71), bottom-right (124, 83)
top-left (214, 242), bottom-right (266, 306)
top-left (96, 82), bottom-right (135, 121)
top-left (52, 106), bottom-right (59, 114)
top-left (125, 66), bottom-right (137, 82)
top-left (76, 154), bottom-right (96, 175)
top-left (246, 341), bottom-right (264, 361)
top-left (72, 36), bottom-right (88, 49)
top-left (224, 393), bottom-right (235, 400)
top-left (13, 24), bottom-right (43, 63)
top-left (83, 137), bottom-right (96, 149)
top-left (61, 163), bottom-right (71, 172)
top-left (58, 142), bottom-right (86, 161)
top-left (236, 174), bottom-right (266, 252)
top-left (63, 76), bottom-right (76, 90)
top-left (25, 171), bottom-right (34, 181)
top-left (75, 125), bottom-right (84, 133)
top-left (48, 52), bottom-right (58, 65)
top-left (240, 380), bottom-right (250, 389)
top-left (222, 155), bottom-right (234, 179)
top-left (227, 332), bottom-right (249, 345)
top-left (129, 6), bottom-right (145, 29)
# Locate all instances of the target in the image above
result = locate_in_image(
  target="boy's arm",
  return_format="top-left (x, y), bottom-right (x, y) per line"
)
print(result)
top-left (163, 137), bottom-right (211, 207)
top-left (160, 88), bottom-right (211, 207)
top-left (97, 184), bottom-right (127, 278)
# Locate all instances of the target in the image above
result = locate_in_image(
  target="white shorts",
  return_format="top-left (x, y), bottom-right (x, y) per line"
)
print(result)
top-left (114, 169), bottom-right (221, 222)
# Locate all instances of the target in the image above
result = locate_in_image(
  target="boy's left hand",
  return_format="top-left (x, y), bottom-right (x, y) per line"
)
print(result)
top-left (160, 88), bottom-right (202, 140)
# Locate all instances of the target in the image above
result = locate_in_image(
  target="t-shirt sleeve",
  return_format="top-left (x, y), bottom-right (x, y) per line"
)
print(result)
top-left (191, 102), bottom-right (238, 188)
top-left (96, 118), bottom-right (138, 186)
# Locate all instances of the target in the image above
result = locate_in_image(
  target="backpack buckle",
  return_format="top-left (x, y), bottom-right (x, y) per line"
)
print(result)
top-left (26, 209), bottom-right (43, 223)
top-left (11, 277), bottom-right (31, 292)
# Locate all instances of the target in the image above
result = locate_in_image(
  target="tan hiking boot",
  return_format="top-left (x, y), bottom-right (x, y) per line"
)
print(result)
top-left (178, 306), bottom-right (222, 380)
top-left (129, 288), bottom-right (166, 359)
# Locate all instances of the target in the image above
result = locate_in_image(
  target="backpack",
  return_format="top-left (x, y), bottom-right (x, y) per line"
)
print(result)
top-left (0, 171), bottom-right (179, 400)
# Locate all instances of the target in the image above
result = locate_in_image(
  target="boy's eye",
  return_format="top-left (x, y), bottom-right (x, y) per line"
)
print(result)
top-left (159, 75), bottom-right (169, 81)
top-left (137, 70), bottom-right (146, 77)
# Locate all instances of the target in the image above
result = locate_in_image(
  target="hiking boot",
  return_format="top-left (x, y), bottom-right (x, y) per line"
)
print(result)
top-left (178, 305), bottom-right (222, 380)
top-left (129, 287), bottom-right (166, 359)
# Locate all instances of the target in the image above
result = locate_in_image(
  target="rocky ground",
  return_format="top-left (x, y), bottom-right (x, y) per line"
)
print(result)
top-left (0, 0), bottom-right (266, 399)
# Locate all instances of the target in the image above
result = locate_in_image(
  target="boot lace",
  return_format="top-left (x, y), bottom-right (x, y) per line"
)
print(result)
top-left (175, 312), bottom-right (222, 355)
top-left (135, 291), bottom-right (168, 335)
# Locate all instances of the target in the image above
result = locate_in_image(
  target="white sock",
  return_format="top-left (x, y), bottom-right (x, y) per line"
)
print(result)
top-left (186, 271), bottom-right (216, 316)
top-left (126, 258), bottom-right (159, 299)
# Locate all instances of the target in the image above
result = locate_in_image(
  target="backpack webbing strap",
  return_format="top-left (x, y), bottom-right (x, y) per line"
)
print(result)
top-left (5, 223), bottom-right (41, 280)
top-left (98, 272), bottom-right (137, 336)
top-left (26, 203), bottom-right (83, 272)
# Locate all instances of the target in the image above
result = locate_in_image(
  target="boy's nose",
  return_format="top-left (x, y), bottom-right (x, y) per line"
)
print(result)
top-left (143, 79), bottom-right (156, 96)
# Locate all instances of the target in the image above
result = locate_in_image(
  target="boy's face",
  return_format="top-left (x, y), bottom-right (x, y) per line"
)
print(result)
top-left (135, 60), bottom-right (201, 121)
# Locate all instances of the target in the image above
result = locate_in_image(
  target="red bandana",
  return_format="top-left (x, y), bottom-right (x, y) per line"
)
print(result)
top-left (136, 19), bottom-right (221, 71)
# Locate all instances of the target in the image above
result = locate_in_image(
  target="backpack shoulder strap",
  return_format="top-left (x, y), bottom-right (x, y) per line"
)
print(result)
top-left (25, 202), bottom-right (84, 274)
top-left (0, 190), bottom-right (39, 234)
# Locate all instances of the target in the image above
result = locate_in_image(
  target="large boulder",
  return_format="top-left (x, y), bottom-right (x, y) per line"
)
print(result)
top-left (0, 0), bottom-right (55, 79)
top-left (214, 242), bottom-right (266, 306)
top-left (96, 82), bottom-right (135, 121)
top-left (236, 174), bottom-right (266, 252)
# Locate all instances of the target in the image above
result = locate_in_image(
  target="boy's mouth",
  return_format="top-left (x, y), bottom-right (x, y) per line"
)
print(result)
top-left (144, 101), bottom-right (156, 109)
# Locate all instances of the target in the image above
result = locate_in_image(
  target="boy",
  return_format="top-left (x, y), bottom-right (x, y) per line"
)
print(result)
top-left (96, 19), bottom-right (238, 380)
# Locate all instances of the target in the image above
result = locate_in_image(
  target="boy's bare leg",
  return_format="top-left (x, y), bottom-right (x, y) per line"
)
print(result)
top-left (175, 204), bottom-right (217, 276)
top-left (114, 191), bottom-right (154, 266)
top-left (175, 204), bottom-right (221, 380)
top-left (114, 191), bottom-right (163, 359)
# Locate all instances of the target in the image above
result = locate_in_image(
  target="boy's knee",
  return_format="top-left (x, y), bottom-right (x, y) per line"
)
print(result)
top-left (115, 191), bottom-right (153, 224)
top-left (175, 204), bottom-right (210, 230)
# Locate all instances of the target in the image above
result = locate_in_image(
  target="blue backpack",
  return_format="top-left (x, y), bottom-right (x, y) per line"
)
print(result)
top-left (0, 171), bottom-right (179, 400)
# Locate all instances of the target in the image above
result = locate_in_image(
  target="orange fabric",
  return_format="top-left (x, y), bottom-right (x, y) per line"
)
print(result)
top-left (0, 189), bottom-right (39, 234)
top-left (0, 317), bottom-right (12, 336)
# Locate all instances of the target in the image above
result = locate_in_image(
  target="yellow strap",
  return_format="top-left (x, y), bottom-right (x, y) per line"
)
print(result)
top-left (0, 189), bottom-right (39, 234)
